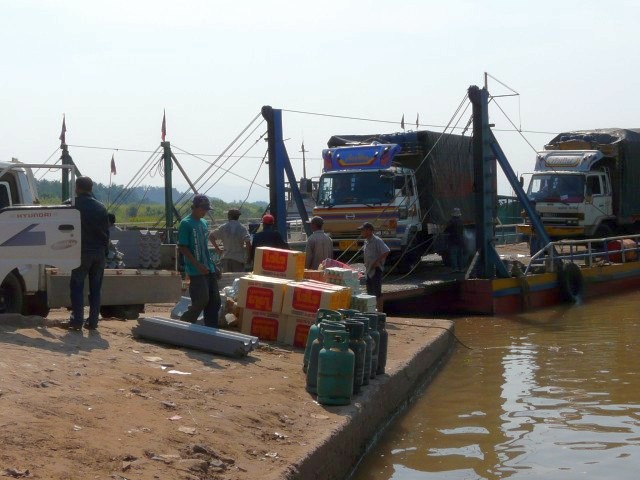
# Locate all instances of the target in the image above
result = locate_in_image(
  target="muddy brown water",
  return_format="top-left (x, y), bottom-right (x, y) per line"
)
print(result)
top-left (354, 291), bottom-right (640, 479)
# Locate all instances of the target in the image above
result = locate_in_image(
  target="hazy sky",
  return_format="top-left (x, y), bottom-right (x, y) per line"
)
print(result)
top-left (2, 0), bottom-right (639, 202)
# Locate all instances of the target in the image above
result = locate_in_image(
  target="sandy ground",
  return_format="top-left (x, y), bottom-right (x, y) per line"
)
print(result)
top-left (0, 305), bottom-right (450, 480)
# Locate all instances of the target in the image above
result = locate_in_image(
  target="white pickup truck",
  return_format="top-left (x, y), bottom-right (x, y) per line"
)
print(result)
top-left (0, 159), bottom-right (182, 318)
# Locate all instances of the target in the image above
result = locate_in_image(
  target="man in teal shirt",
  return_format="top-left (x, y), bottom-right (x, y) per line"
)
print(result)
top-left (178, 194), bottom-right (220, 327)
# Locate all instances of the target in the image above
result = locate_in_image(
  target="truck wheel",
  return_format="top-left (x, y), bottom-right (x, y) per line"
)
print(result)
top-left (0, 272), bottom-right (24, 314)
top-left (594, 224), bottom-right (613, 239)
top-left (25, 292), bottom-right (50, 318)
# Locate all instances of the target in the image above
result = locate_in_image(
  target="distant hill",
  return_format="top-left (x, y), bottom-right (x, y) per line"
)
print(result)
top-left (36, 179), bottom-right (182, 205)
top-left (35, 179), bottom-right (269, 221)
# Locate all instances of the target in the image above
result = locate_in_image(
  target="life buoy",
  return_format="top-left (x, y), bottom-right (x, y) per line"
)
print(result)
top-left (558, 262), bottom-right (584, 303)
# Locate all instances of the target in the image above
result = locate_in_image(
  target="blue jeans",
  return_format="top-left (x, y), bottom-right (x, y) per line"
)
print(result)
top-left (181, 273), bottom-right (221, 327)
top-left (70, 252), bottom-right (106, 327)
top-left (366, 268), bottom-right (383, 298)
top-left (449, 245), bottom-right (463, 271)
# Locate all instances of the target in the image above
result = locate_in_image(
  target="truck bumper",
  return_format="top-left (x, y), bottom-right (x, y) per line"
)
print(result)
top-left (45, 268), bottom-right (183, 308)
top-left (333, 238), bottom-right (402, 252)
top-left (515, 224), bottom-right (585, 237)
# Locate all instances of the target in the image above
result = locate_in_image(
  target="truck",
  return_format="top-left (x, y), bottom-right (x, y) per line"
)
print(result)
top-left (0, 159), bottom-right (182, 318)
top-left (312, 130), bottom-right (475, 271)
top-left (517, 129), bottom-right (640, 241)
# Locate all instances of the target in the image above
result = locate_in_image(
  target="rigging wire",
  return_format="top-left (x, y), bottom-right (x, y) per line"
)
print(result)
top-left (107, 146), bottom-right (162, 209)
top-left (163, 129), bottom-right (267, 231)
top-left (169, 112), bottom-right (263, 208)
top-left (108, 149), bottom-right (161, 209)
top-left (111, 159), bottom-right (163, 211)
top-left (172, 145), bottom-right (269, 190)
top-left (148, 114), bottom-right (266, 230)
top-left (197, 129), bottom-right (268, 199)
top-left (171, 126), bottom-right (267, 222)
top-left (34, 147), bottom-right (64, 181)
top-left (282, 108), bottom-right (558, 136)
top-left (66, 142), bottom-right (309, 161)
top-left (489, 96), bottom-right (538, 153)
top-left (239, 149), bottom-right (268, 210)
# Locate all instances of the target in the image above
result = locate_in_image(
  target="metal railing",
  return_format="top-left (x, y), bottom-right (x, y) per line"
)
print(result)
top-left (524, 233), bottom-right (640, 275)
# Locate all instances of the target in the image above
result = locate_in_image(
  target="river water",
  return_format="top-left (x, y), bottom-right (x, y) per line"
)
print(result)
top-left (354, 291), bottom-right (640, 480)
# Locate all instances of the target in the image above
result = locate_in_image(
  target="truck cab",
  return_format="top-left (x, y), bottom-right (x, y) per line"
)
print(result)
top-left (0, 159), bottom-right (81, 314)
top-left (313, 143), bottom-right (423, 263)
top-left (518, 150), bottom-right (615, 238)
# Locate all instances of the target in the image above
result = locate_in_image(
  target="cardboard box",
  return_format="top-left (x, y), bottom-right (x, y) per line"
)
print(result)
top-left (254, 247), bottom-right (305, 281)
top-left (237, 274), bottom-right (291, 313)
top-left (303, 269), bottom-right (325, 282)
top-left (282, 313), bottom-right (316, 348)
top-left (282, 281), bottom-right (351, 317)
top-left (304, 280), bottom-right (353, 307)
top-left (241, 308), bottom-right (287, 342)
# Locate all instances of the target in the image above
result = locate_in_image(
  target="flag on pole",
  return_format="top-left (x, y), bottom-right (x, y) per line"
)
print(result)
top-left (161, 110), bottom-right (166, 142)
top-left (110, 153), bottom-right (117, 175)
top-left (59, 115), bottom-right (66, 146)
top-left (416, 113), bottom-right (419, 130)
top-left (400, 114), bottom-right (405, 130)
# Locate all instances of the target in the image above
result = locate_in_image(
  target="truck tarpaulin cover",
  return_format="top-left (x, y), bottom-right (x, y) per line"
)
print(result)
top-left (547, 128), bottom-right (640, 219)
top-left (328, 130), bottom-right (475, 225)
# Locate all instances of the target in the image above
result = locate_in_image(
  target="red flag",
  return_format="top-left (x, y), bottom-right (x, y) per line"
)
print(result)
top-left (400, 114), bottom-right (405, 130)
top-left (59, 115), bottom-right (66, 146)
top-left (161, 110), bottom-right (166, 142)
top-left (110, 154), bottom-right (117, 175)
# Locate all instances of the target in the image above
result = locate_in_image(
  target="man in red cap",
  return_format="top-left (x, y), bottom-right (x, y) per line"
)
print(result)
top-left (249, 214), bottom-right (289, 265)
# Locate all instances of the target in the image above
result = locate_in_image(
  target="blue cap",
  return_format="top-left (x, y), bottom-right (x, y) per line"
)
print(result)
top-left (192, 194), bottom-right (211, 210)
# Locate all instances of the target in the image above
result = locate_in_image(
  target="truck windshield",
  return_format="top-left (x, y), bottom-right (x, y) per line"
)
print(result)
top-left (528, 174), bottom-right (585, 203)
top-left (317, 171), bottom-right (394, 206)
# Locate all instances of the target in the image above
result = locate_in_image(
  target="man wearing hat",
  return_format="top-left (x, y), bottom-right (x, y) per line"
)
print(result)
top-left (444, 207), bottom-right (464, 273)
top-left (209, 208), bottom-right (251, 273)
top-left (359, 222), bottom-right (390, 312)
top-left (304, 216), bottom-right (333, 270)
top-left (249, 214), bottom-right (289, 264)
top-left (177, 194), bottom-right (221, 327)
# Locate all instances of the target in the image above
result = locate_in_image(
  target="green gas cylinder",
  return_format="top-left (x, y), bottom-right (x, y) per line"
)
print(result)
top-left (376, 313), bottom-right (388, 375)
top-left (338, 309), bottom-right (361, 318)
top-left (317, 330), bottom-right (354, 406)
top-left (362, 313), bottom-right (379, 379)
top-left (303, 309), bottom-right (342, 373)
top-left (354, 316), bottom-right (373, 386)
top-left (344, 320), bottom-right (366, 394)
top-left (306, 322), bottom-right (345, 394)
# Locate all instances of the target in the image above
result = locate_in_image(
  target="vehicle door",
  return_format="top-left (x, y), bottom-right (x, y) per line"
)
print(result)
top-left (0, 206), bottom-right (81, 283)
top-left (586, 174), bottom-right (610, 217)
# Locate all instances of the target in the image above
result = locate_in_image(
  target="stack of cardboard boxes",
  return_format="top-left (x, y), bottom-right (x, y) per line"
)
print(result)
top-left (324, 266), bottom-right (377, 313)
top-left (236, 247), bottom-right (351, 347)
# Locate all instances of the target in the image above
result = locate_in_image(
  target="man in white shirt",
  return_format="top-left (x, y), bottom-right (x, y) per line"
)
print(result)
top-left (304, 216), bottom-right (333, 270)
top-left (209, 209), bottom-right (251, 273)
top-left (359, 222), bottom-right (390, 312)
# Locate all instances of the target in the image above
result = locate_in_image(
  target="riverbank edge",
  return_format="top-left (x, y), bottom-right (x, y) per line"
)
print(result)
top-left (283, 320), bottom-right (455, 480)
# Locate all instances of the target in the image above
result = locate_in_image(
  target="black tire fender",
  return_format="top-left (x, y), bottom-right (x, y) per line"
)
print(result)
top-left (0, 272), bottom-right (25, 314)
top-left (558, 262), bottom-right (584, 303)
